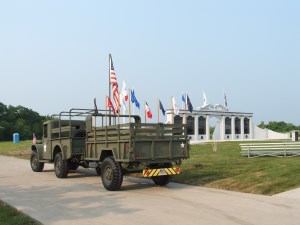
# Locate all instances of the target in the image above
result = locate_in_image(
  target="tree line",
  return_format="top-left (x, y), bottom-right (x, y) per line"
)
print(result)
top-left (258, 121), bottom-right (300, 133)
top-left (0, 102), bottom-right (49, 141)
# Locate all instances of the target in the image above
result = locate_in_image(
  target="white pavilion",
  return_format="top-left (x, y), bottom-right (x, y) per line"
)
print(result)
top-left (166, 103), bottom-right (289, 143)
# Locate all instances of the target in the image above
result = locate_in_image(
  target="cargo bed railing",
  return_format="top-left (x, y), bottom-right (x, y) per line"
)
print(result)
top-left (86, 123), bottom-right (187, 142)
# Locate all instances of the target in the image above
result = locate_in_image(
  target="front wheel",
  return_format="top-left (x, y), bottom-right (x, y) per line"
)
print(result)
top-left (101, 157), bottom-right (123, 191)
top-left (30, 151), bottom-right (44, 172)
top-left (54, 152), bottom-right (69, 178)
top-left (152, 175), bottom-right (171, 186)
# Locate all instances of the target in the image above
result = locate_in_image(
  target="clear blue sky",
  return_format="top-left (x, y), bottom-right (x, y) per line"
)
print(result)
top-left (0, 0), bottom-right (299, 125)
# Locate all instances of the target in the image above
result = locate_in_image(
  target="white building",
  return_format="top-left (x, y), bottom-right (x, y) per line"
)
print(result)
top-left (166, 103), bottom-right (289, 143)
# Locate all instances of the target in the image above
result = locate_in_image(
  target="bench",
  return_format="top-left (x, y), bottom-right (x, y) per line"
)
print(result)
top-left (240, 142), bottom-right (300, 158)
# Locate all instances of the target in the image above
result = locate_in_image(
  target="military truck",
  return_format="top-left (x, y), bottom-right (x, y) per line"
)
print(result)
top-left (30, 108), bottom-right (189, 191)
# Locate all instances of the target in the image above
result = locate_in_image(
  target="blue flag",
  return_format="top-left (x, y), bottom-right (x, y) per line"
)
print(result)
top-left (159, 100), bottom-right (166, 116)
top-left (130, 90), bottom-right (140, 109)
top-left (181, 94), bottom-right (185, 103)
top-left (187, 95), bottom-right (193, 112)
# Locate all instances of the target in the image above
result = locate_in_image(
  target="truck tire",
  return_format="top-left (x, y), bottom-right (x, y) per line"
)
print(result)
top-left (30, 151), bottom-right (44, 172)
top-left (54, 152), bottom-right (69, 178)
top-left (152, 175), bottom-right (171, 186)
top-left (101, 157), bottom-right (123, 191)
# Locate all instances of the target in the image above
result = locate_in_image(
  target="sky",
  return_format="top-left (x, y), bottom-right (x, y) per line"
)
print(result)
top-left (0, 0), bottom-right (299, 125)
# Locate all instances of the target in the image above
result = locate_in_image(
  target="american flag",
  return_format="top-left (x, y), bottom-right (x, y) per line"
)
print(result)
top-left (110, 56), bottom-right (120, 113)
top-left (107, 96), bottom-right (116, 114)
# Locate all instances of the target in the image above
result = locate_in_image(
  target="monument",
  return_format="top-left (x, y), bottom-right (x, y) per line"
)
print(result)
top-left (166, 101), bottom-right (289, 143)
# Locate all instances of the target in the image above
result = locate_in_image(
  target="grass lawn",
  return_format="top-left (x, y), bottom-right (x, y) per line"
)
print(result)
top-left (0, 200), bottom-right (41, 225)
top-left (0, 140), bottom-right (32, 159)
top-left (173, 141), bottom-right (300, 195)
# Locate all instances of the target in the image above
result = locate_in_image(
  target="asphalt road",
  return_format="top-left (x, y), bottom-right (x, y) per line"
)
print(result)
top-left (0, 155), bottom-right (299, 225)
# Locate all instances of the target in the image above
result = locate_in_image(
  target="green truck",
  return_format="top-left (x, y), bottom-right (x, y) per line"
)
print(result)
top-left (30, 108), bottom-right (189, 191)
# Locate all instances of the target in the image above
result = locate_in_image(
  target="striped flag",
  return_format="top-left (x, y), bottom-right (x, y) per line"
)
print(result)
top-left (107, 96), bottom-right (116, 114)
top-left (110, 55), bottom-right (120, 113)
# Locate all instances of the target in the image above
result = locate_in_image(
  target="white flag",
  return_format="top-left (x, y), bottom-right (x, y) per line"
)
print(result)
top-left (172, 97), bottom-right (179, 115)
top-left (203, 91), bottom-right (208, 106)
top-left (120, 81), bottom-right (128, 111)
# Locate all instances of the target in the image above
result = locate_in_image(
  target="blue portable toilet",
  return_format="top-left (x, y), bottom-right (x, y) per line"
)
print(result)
top-left (13, 133), bottom-right (20, 144)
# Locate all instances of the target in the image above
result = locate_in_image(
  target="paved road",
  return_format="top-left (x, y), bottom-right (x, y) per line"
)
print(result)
top-left (0, 155), bottom-right (299, 225)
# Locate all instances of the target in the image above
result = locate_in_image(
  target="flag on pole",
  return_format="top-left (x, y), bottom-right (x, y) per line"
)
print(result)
top-left (32, 133), bottom-right (37, 144)
top-left (110, 56), bottom-right (120, 113)
top-left (186, 95), bottom-right (193, 113)
top-left (120, 93), bottom-right (127, 112)
top-left (94, 98), bottom-right (98, 114)
top-left (172, 97), bottom-right (179, 115)
top-left (145, 102), bottom-right (153, 119)
top-left (122, 80), bottom-right (128, 101)
top-left (224, 92), bottom-right (228, 107)
top-left (130, 89), bottom-right (140, 109)
top-left (181, 93), bottom-right (186, 110)
top-left (107, 96), bottom-right (116, 114)
top-left (203, 91), bottom-right (208, 106)
top-left (159, 100), bottom-right (165, 116)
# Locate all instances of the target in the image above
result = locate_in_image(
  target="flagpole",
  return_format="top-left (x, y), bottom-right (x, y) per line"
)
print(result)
top-left (184, 93), bottom-right (187, 124)
top-left (108, 54), bottom-right (112, 126)
top-left (157, 99), bottom-right (160, 123)
top-left (144, 101), bottom-right (146, 123)
top-left (105, 96), bottom-right (108, 126)
top-left (118, 92), bottom-right (120, 125)
top-left (171, 97), bottom-right (174, 124)
top-left (128, 88), bottom-right (131, 123)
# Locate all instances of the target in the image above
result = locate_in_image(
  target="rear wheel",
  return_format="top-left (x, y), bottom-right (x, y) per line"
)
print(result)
top-left (54, 152), bottom-right (69, 178)
top-left (101, 157), bottom-right (123, 191)
top-left (152, 175), bottom-right (171, 186)
top-left (30, 151), bottom-right (44, 172)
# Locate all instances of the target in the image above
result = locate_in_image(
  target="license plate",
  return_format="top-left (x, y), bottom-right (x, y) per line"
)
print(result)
top-left (159, 169), bottom-right (167, 175)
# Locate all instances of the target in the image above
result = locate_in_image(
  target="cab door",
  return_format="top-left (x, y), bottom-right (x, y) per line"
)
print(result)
top-left (42, 123), bottom-right (52, 160)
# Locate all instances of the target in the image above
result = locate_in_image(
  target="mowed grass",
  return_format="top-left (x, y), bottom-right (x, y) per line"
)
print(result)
top-left (0, 140), bottom-right (32, 159)
top-left (0, 200), bottom-right (41, 225)
top-left (172, 141), bottom-right (300, 195)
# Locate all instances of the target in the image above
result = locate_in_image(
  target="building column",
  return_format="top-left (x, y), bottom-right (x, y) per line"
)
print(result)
top-left (231, 116), bottom-right (235, 140)
top-left (221, 116), bottom-right (225, 141)
top-left (183, 114), bottom-right (187, 124)
top-left (206, 115), bottom-right (210, 141)
top-left (241, 117), bottom-right (244, 140)
top-left (249, 117), bottom-right (253, 139)
top-left (194, 115), bottom-right (199, 141)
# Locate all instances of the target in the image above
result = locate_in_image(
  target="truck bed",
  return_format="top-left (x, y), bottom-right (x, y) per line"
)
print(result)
top-left (85, 123), bottom-right (189, 162)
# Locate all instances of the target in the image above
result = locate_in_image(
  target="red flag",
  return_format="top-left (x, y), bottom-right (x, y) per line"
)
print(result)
top-left (107, 96), bottom-right (116, 114)
top-left (110, 56), bottom-right (120, 113)
top-left (145, 102), bottom-right (152, 119)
